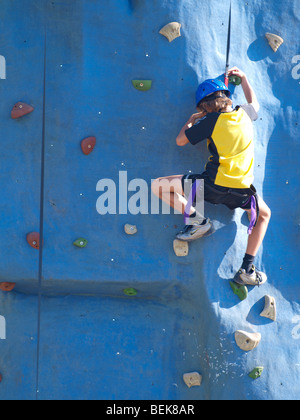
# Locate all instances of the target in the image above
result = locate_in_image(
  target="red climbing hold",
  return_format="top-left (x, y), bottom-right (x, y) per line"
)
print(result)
top-left (11, 102), bottom-right (34, 119)
top-left (26, 232), bottom-right (40, 249)
top-left (0, 282), bottom-right (16, 292)
top-left (81, 136), bottom-right (96, 155)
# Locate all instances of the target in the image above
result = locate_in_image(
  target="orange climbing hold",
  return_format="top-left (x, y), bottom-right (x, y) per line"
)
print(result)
top-left (26, 232), bottom-right (40, 249)
top-left (81, 136), bottom-right (96, 155)
top-left (11, 102), bottom-right (34, 119)
top-left (0, 282), bottom-right (16, 292)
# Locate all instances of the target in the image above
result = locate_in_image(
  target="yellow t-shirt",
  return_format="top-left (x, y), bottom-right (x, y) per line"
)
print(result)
top-left (185, 105), bottom-right (257, 189)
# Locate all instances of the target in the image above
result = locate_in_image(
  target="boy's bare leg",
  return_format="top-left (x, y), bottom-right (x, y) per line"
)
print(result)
top-left (245, 199), bottom-right (271, 256)
top-left (151, 175), bottom-right (196, 215)
top-left (152, 175), bottom-right (212, 241)
top-left (235, 198), bottom-right (271, 286)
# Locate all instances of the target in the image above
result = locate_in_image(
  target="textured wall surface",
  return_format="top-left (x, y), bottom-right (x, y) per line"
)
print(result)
top-left (0, 0), bottom-right (299, 400)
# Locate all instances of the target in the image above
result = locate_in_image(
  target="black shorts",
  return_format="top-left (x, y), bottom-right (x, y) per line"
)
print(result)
top-left (181, 172), bottom-right (257, 211)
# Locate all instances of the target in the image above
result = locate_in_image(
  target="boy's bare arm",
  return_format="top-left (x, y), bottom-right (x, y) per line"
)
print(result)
top-left (228, 67), bottom-right (260, 113)
top-left (176, 111), bottom-right (206, 146)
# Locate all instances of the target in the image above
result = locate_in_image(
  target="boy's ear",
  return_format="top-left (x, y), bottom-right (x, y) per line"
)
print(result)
top-left (197, 106), bottom-right (208, 116)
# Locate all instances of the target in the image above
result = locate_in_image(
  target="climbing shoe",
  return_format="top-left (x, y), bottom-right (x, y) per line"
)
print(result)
top-left (175, 219), bottom-right (212, 242)
top-left (233, 265), bottom-right (267, 287)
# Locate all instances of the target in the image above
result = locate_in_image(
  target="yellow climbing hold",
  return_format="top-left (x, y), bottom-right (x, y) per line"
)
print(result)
top-left (265, 33), bottom-right (284, 52)
top-left (159, 22), bottom-right (182, 42)
top-left (260, 295), bottom-right (276, 321)
top-left (173, 239), bottom-right (188, 257)
top-left (235, 330), bottom-right (261, 352)
top-left (124, 224), bottom-right (137, 235)
top-left (183, 372), bottom-right (202, 388)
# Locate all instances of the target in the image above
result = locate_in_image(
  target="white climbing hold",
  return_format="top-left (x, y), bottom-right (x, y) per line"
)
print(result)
top-left (124, 224), bottom-right (137, 235)
top-left (235, 330), bottom-right (261, 351)
top-left (159, 22), bottom-right (182, 42)
top-left (260, 295), bottom-right (276, 321)
top-left (173, 239), bottom-right (189, 257)
top-left (183, 372), bottom-right (202, 388)
top-left (265, 33), bottom-right (284, 52)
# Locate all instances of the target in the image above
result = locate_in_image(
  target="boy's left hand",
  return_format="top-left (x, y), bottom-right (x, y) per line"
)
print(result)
top-left (187, 111), bottom-right (206, 128)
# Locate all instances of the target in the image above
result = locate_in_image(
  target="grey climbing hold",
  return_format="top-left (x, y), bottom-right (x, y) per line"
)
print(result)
top-left (248, 367), bottom-right (264, 380)
top-left (124, 224), bottom-right (137, 235)
top-left (183, 372), bottom-right (202, 388)
top-left (235, 330), bottom-right (261, 351)
top-left (159, 22), bottom-right (182, 42)
top-left (260, 295), bottom-right (276, 321)
top-left (265, 33), bottom-right (284, 52)
top-left (173, 239), bottom-right (188, 257)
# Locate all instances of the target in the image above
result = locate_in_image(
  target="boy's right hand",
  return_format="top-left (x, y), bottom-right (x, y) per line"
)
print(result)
top-left (229, 67), bottom-right (259, 112)
top-left (228, 67), bottom-right (246, 82)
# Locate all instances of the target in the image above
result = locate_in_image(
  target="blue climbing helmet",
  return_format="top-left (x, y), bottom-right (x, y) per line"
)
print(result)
top-left (195, 79), bottom-right (231, 107)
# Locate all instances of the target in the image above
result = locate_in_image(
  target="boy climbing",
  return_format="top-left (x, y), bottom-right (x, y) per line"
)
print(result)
top-left (151, 67), bottom-right (271, 287)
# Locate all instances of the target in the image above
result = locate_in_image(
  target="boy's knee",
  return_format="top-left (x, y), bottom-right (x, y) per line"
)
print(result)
top-left (259, 205), bottom-right (271, 222)
top-left (151, 178), bottom-right (160, 197)
top-left (151, 176), bottom-right (183, 198)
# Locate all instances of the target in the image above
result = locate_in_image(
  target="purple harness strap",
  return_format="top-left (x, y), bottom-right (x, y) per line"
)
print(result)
top-left (242, 194), bottom-right (259, 235)
top-left (184, 179), bottom-right (201, 225)
top-left (248, 195), bottom-right (257, 235)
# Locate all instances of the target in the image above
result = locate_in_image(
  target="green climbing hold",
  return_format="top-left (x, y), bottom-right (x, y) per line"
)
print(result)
top-left (230, 281), bottom-right (248, 301)
top-left (132, 80), bottom-right (152, 91)
top-left (229, 75), bottom-right (242, 86)
top-left (248, 367), bottom-right (264, 380)
top-left (73, 238), bottom-right (88, 248)
top-left (123, 288), bottom-right (138, 296)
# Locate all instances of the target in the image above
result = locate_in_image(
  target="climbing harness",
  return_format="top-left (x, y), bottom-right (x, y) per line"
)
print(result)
top-left (184, 176), bottom-right (259, 235)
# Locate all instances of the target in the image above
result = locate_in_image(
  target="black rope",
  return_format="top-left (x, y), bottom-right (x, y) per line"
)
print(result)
top-left (226, 1), bottom-right (232, 71)
top-left (225, 0), bottom-right (232, 86)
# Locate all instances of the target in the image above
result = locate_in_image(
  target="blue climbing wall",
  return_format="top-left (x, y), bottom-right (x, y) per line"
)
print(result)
top-left (0, 0), bottom-right (299, 400)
